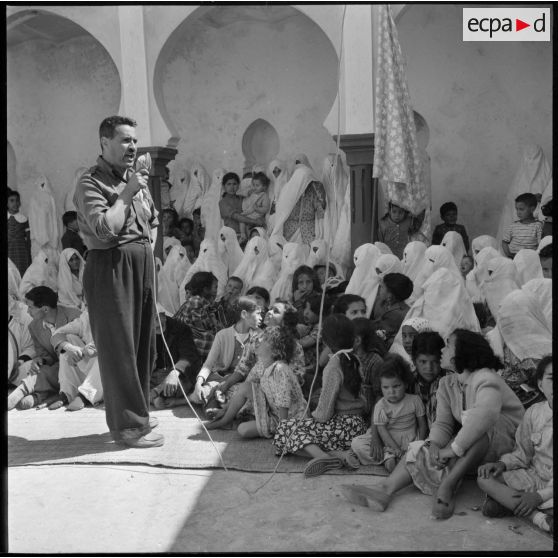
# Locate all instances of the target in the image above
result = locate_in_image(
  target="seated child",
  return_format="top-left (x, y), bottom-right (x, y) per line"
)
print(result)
top-left (161, 208), bottom-right (185, 242)
top-left (410, 331), bottom-right (449, 429)
top-left (391, 317), bottom-right (432, 371)
top-left (292, 265), bottom-right (321, 323)
top-left (351, 353), bottom-right (427, 472)
top-left (460, 255), bottom-right (474, 279)
top-left (245, 285), bottom-right (271, 324)
top-left (352, 317), bottom-right (386, 418)
top-left (502, 193), bottom-right (543, 258)
top-left (378, 201), bottom-right (413, 259)
top-left (61, 211), bottom-right (87, 257)
top-left (179, 217), bottom-right (196, 249)
top-left (477, 355), bottom-right (553, 534)
top-left (7, 188), bottom-right (31, 276)
top-left (333, 294), bottom-right (367, 320)
top-left (215, 276), bottom-right (244, 328)
top-left (313, 263), bottom-right (337, 288)
top-left (298, 293), bottom-right (324, 394)
top-left (239, 172), bottom-right (271, 244)
top-left (432, 201), bottom-right (470, 253)
top-left (539, 244), bottom-right (552, 279)
top-left (192, 207), bottom-right (205, 248)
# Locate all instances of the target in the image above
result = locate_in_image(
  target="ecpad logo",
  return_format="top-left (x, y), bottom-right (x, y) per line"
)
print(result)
top-left (463, 8), bottom-right (550, 41)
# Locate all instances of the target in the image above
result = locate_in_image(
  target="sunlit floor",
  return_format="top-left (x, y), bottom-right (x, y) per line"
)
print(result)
top-left (8, 464), bottom-right (554, 553)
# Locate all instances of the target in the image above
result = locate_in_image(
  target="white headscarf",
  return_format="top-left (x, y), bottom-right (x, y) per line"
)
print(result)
top-left (496, 144), bottom-right (551, 244)
top-left (251, 226), bottom-right (269, 241)
top-left (267, 159), bottom-right (289, 207)
top-left (345, 243), bottom-right (382, 299)
top-left (180, 239), bottom-right (227, 300)
top-left (514, 249), bottom-right (543, 286)
top-left (8, 258), bottom-right (21, 300)
top-left (271, 165), bottom-right (319, 242)
top-left (466, 246), bottom-right (501, 303)
top-left (362, 253), bottom-right (403, 316)
top-left (291, 153), bottom-right (314, 174)
top-left (471, 235), bottom-right (499, 258)
top-left (182, 162), bottom-right (209, 218)
top-left (28, 174), bottom-right (59, 257)
top-left (305, 238), bottom-right (345, 280)
top-left (410, 245), bottom-right (462, 304)
top-left (402, 241), bottom-right (427, 283)
top-left (57, 248), bottom-right (85, 310)
top-left (395, 267), bottom-right (480, 346)
top-left (200, 168), bottom-right (225, 242)
top-left (321, 153), bottom-right (350, 245)
top-left (232, 236), bottom-right (269, 292)
top-left (218, 226), bottom-right (244, 277)
top-left (481, 256), bottom-right (520, 320)
top-left (162, 237), bottom-right (181, 263)
top-left (537, 235), bottom-right (552, 254)
top-left (158, 245), bottom-right (190, 316)
top-left (390, 317), bottom-right (433, 368)
top-left (441, 230), bottom-right (467, 267)
top-left (497, 288), bottom-right (551, 361)
top-left (269, 242), bottom-right (309, 302)
top-left (168, 163), bottom-right (190, 217)
top-left (19, 249), bottom-right (58, 299)
top-left (330, 182), bottom-right (352, 277)
top-left (522, 278), bottom-right (552, 333)
top-left (64, 166), bottom-right (88, 212)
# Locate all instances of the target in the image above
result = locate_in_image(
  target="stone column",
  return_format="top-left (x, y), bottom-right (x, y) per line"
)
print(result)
top-left (137, 146), bottom-right (177, 260)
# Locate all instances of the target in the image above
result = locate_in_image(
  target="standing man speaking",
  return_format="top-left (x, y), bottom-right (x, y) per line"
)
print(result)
top-left (74, 116), bottom-right (163, 448)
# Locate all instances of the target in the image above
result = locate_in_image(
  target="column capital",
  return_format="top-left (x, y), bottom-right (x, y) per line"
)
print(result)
top-left (333, 133), bottom-right (375, 166)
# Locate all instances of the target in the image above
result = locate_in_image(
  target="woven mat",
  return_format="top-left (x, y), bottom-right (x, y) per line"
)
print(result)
top-left (8, 405), bottom-right (388, 475)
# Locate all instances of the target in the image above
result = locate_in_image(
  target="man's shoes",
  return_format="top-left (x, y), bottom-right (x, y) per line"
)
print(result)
top-left (8, 386), bottom-right (27, 411)
top-left (120, 431), bottom-right (165, 448)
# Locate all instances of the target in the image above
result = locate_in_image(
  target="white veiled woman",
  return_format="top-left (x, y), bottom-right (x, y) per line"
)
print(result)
top-left (57, 248), bottom-right (85, 310)
top-left (480, 256), bottom-right (520, 322)
top-left (374, 242), bottom-right (393, 255)
top-left (28, 174), bottom-right (60, 257)
top-left (471, 235), bottom-right (499, 258)
top-left (269, 242), bottom-right (310, 302)
top-left (232, 236), bottom-right (269, 292)
top-left (201, 168), bottom-right (225, 243)
top-left (513, 249), bottom-right (543, 286)
top-left (441, 230), bottom-right (467, 267)
top-left (345, 243), bottom-right (383, 299)
top-left (522, 278), bottom-right (552, 332)
top-left (158, 244), bottom-right (191, 316)
top-left (180, 239), bottom-right (227, 302)
top-left (306, 238), bottom-right (345, 280)
top-left (266, 159), bottom-right (289, 230)
top-left (362, 254), bottom-right (403, 319)
top-left (218, 226), bottom-right (244, 277)
top-left (395, 267), bottom-right (480, 345)
top-left (19, 249), bottom-right (58, 298)
top-left (465, 246), bottom-right (501, 303)
top-left (402, 241), bottom-right (427, 284)
top-left (169, 163), bottom-right (190, 217)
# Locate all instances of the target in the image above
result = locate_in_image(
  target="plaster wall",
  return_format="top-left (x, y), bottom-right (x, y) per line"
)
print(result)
top-left (156, 6), bottom-right (339, 177)
top-left (7, 36), bottom-right (121, 217)
top-left (397, 4), bottom-right (552, 239)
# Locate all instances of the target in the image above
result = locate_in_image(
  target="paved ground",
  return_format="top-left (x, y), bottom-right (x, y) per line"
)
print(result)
top-left (8, 462), bottom-right (554, 553)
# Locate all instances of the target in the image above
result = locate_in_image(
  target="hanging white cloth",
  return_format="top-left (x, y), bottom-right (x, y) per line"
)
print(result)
top-left (19, 249), bottom-right (58, 298)
top-left (269, 242), bottom-right (310, 302)
top-left (64, 167), bottom-right (88, 212)
top-left (362, 253), bottom-right (403, 317)
top-left (402, 241), bottom-right (427, 283)
top-left (218, 226), bottom-right (244, 277)
top-left (330, 183), bottom-right (352, 278)
top-left (471, 235), bottom-right (499, 258)
top-left (409, 245), bottom-right (462, 305)
top-left (233, 236), bottom-right (270, 292)
top-left (441, 230), bottom-right (467, 267)
top-left (179, 239), bottom-right (228, 300)
top-left (480, 256), bottom-right (520, 321)
top-left (201, 168), bottom-right (225, 243)
top-left (521, 278), bottom-right (552, 333)
top-left (513, 249), bottom-right (543, 286)
top-left (271, 165), bottom-right (321, 244)
top-left (28, 174), bottom-right (60, 258)
top-left (345, 244), bottom-right (383, 299)
top-left (465, 246), bottom-right (501, 303)
top-left (158, 244), bottom-right (190, 316)
top-left (496, 144), bottom-right (551, 244)
top-left (8, 258), bottom-right (21, 300)
top-left (395, 267), bottom-right (480, 346)
top-left (57, 248), bottom-right (85, 310)
top-left (497, 288), bottom-right (551, 361)
top-left (321, 153), bottom-right (350, 245)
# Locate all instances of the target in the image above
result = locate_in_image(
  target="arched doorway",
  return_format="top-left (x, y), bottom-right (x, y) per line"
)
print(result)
top-left (241, 119), bottom-right (280, 175)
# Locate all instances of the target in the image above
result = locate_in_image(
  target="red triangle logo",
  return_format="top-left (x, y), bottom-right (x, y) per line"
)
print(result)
top-left (516, 19), bottom-right (530, 31)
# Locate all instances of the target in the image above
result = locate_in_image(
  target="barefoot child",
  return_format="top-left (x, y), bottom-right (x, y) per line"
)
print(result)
top-left (477, 355), bottom-right (553, 533)
top-left (239, 172), bottom-right (271, 244)
top-left (352, 354), bottom-right (427, 472)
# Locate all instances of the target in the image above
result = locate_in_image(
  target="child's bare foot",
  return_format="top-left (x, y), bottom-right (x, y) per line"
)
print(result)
top-left (341, 484), bottom-right (391, 511)
top-left (432, 481), bottom-right (457, 520)
top-left (384, 457), bottom-right (396, 473)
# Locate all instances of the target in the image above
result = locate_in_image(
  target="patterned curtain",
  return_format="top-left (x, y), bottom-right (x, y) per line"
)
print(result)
top-left (372, 5), bottom-right (429, 238)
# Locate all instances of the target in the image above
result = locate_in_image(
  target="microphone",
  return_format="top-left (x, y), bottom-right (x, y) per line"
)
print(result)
top-left (135, 152), bottom-right (152, 175)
